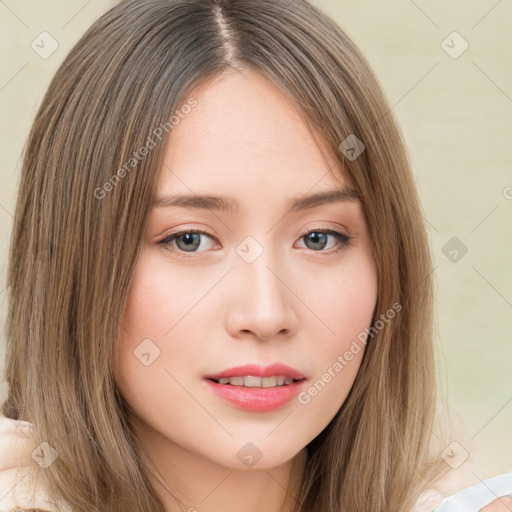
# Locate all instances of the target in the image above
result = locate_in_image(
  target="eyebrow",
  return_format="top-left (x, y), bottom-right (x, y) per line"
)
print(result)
top-left (152, 186), bottom-right (362, 214)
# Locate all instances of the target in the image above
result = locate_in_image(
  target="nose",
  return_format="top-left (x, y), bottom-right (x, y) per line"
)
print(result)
top-left (224, 248), bottom-right (298, 342)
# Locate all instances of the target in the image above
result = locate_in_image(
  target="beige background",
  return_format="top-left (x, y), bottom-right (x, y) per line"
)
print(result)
top-left (0, 0), bottom-right (510, 480)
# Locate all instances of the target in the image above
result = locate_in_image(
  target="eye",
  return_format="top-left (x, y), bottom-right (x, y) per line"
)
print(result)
top-left (156, 227), bottom-right (352, 258)
top-left (295, 228), bottom-right (352, 254)
top-left (157, 229), bottom-right (217, 256)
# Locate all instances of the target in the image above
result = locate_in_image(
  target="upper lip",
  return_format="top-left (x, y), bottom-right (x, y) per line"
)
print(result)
top-left (204, 363), bottom-right (306, 381)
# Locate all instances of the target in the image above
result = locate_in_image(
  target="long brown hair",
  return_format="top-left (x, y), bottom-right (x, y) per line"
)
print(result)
top-left (2, 0), bottom-right (450, 510)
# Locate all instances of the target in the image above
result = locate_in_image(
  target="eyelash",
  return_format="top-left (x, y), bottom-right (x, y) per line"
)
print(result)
top-left (157, 227), bottom-right (353, 259)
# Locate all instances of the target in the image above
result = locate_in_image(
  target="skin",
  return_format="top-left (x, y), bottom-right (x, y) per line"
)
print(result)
top-left (482, 498), bottom-right (512, 511)
top-left (113, 68), bottom-right (378, 512)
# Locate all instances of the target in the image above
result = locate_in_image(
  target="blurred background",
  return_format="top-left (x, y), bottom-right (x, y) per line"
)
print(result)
top-left (0, 0), bottom-right (510, 481)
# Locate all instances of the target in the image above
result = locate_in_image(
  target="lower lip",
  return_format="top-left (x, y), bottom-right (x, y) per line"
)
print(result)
top-left (204, 379), bottom-right (306, 412)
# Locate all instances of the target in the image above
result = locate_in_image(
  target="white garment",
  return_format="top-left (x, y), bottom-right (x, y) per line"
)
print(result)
top-left (412, 465), bottom-right (512, 512)
top-left (431, 473), bottom-right (512, 512)
top-left (0, 411), bottom-right (510, 511)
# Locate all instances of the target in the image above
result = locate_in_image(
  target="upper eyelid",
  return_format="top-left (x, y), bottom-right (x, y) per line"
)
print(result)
top-left (159, 225), bottom-right (351, 240)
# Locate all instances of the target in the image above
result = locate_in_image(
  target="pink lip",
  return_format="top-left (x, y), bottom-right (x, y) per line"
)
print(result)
top-left (204, 379), bottom-right (306, 412)
top-left (204, 364), bottom-right (307, 413)
top-left (204, 363), bottom-right (306, 380)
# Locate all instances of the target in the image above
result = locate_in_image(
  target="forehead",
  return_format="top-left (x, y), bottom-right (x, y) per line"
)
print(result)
top-left (157, 68), bottom-right (350, 200)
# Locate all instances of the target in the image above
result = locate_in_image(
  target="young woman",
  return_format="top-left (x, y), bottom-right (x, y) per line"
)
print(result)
top-left (0, 0), bottom-right (510, 511)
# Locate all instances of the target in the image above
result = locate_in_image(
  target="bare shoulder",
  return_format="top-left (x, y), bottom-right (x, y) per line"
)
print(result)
top-left (480, 496), bottom-right (512, 511)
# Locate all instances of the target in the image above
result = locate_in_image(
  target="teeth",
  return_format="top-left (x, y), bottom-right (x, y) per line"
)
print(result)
top-left (215, 376), bottom-right (297, 387)
top-left (245, 376), bottom-right (263, 387)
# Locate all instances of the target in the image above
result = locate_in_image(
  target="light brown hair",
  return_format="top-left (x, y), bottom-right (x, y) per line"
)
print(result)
top-left (2, 0), bottom-right (450, 510)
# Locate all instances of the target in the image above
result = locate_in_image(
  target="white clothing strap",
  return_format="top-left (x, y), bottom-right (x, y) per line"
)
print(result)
top-left (432, 472), bottom-right (512, 512)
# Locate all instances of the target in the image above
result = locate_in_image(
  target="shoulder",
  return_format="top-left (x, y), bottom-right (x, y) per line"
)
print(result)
top-left (419, 471), bottom-right (512, 512)
top-left (411, 450), bottom-right (512, 512)
top-left (0, 412), bottom-right (58, 511)
top-left (480, 496), bottom-right (512, 511)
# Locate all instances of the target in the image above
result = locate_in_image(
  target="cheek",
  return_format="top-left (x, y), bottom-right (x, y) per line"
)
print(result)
top-left (296, 243), bottom-right (378, 346)
top-left (293, 248), bottom-right (377, 417)
top-left (122, 252), bottom-right (179, 337)
top-left (114, 250), bottom-right (190, 383)
top-left (113, 251), bottom-right (200, 428)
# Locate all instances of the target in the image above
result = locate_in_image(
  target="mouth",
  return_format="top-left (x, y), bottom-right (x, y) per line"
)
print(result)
top-left (203, 364), bottom-right (307, 412)
top-left (207, 376), bottom-right (304, 387)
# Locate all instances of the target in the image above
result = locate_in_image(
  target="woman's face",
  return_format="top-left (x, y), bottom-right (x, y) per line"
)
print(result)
top-left (114, 68), bottom-right (378, 471)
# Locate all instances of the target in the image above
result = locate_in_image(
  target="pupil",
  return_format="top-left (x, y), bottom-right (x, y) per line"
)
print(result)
top-left (308, 232), bottom-right (327, 250)
top-left (178, 233), bottom-right (200, 251)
